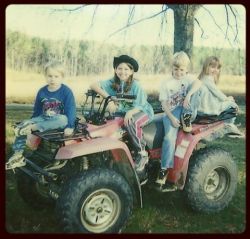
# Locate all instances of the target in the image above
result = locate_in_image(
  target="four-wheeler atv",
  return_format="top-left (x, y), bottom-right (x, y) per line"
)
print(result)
top-left (13, 90), bottom-right (238, 233)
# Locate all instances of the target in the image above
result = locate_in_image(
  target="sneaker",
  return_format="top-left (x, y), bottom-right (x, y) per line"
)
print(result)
top-left (6, 151), bottom-right (26, 170)
top-left (225, 123), bottom-right (245, 138)
top-left (181, 113), bottom-right (192, 133)
top-left (155, 169), bottom-right (168, 185)
top-left (161, 182), bottom-right (178, 192)
top-left (14, 124), bottom-right (32, 136)
top-left (135, 151), bottom-right (149, 172)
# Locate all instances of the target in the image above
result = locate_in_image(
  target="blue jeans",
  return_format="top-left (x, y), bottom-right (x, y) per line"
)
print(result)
top-left (160, 91), bottom-right (201, 169)
top-left (160, 106), bottom-right (182, 169)
top-left (12, 114), bottom-right (68, 152)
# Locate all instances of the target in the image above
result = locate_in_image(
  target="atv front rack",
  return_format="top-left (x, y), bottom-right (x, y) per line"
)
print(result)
top-left (32, 123), bottom-right (90, 142)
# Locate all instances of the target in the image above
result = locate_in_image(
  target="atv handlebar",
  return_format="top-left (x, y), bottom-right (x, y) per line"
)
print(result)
top-left (115, 93), bottom-right (136, 100)
top-left (82, 90), bottom-right (137, 125)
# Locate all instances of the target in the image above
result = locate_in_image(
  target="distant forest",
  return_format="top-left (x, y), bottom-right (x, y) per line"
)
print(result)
top-left (6, 30), bottom-right (245, 76)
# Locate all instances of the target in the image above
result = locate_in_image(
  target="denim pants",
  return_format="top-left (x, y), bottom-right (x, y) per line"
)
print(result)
top-left (160, 106), bottom-right (183, 169)
top-left (12, 114), bottom-right (68, 152)
top-left (160, 91), bottom-right (201, 169)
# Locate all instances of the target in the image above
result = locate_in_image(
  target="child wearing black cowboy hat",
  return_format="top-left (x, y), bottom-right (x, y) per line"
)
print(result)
top-left (90, 55), bottom-right (154, 173)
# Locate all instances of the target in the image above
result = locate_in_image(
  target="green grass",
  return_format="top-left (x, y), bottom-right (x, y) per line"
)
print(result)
top-left (5, 106), bottom-right (246, 234)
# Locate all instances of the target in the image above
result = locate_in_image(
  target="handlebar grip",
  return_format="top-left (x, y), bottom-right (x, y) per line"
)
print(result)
top-left (116, 93), bottom-right (136, 100)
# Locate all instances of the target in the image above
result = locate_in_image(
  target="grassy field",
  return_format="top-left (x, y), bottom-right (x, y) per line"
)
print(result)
top-left (6, 69), bottom-right (246, 105)
top-left (5, 70), bottom-right (246, 233)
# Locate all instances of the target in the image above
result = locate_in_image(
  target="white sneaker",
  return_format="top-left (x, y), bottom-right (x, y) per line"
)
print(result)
top-left (225, 123), bottom-right (245, 138)
top-left (14, 124), bottom-right (32, 136)
top-left (6, 152), bottom-right (26, 170)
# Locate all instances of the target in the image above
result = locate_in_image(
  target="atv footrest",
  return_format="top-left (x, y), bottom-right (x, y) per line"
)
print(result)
top-left (18, 159), bottom-right (57, 183)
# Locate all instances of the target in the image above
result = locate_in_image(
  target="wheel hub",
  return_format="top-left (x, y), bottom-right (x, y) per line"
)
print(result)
top-left (204, 167), bottom-right (229, 200)
top-left (80, 189), bottom-right (121, 233)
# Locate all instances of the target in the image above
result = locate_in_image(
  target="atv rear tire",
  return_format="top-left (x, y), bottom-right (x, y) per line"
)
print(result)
top-left (184, 148), bottom-right (237, 213)
top-left (16, 170), bottom-right (55, 209)
top-left (56, 168), bottom-right (133, 233)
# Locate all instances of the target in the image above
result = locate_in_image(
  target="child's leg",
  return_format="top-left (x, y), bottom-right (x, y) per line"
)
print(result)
top-left (125, 111), bottom-right (150, 172)
top-left (125, 111), bottom-right (149, 153)
top-left (183, 89), bottom-right (202, 122)
top-left (161, 106), bottom-right (182, 169)
top-left (34, 114), bottom-right (68, 132)
top-left (12, 115), bottom-right (67, 152)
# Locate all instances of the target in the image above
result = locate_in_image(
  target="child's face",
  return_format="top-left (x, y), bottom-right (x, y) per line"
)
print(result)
top-left (115, 63), bottom-right (134, 82)
top-left (207, 64), bottom-right (220, 78)
top-left (46, 68), bottom-right (63, 89)
top-left (172, 65), bottom-right (188, 80)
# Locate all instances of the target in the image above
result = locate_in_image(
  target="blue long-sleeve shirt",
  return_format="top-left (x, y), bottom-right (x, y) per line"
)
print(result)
top-left (100, 78), bottom-right (154, 121)
top-left (32, 84), bottom-right (76, 128)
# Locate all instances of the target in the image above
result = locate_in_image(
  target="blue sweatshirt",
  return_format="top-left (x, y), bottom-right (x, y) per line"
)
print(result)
top-left (32, 84), bottom-right (76, 128)
top-left (100, 78), bottom-right (154, 121)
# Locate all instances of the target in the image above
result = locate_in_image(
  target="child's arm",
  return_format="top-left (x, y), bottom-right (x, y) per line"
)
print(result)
top-left (90, 81), bottom-right (118, 113)
top-left (63, 89), bottom-right (76, 135)
top-left (90, 81), bottom-right (110, 99)
top-left (183, 79), bottom-right (202, 108)
top-left (32, 89), bottom-right (43, 118)
top-left (161, 101), bottom-right (180, 128)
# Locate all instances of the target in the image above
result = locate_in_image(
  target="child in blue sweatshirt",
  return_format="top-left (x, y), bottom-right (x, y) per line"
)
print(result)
top-left (6, 61), bottom-right (76, 170)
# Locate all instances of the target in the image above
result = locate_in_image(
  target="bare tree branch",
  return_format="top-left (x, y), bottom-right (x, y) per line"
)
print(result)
top-left (201, 5), bottom-right (232, 46)
top-left (227, 4), bottom-right (239, 42)
top-left (160, 5), bottom-right (169, 30)
top-left (224, 5), bottom-right (230, 41)
top-left (194, 17), bottom-right (205, 38)
top-left (127, 5), bottom-right (136, 26)
top-left (107, 8), bottom-right (168, 39)
top-left (84, 5), bottom-right (99, 34)
top-left (50, 5), bottom-right (88, 13)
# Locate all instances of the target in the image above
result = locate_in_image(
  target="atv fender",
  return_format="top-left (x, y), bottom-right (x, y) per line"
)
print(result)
top-left (55, 137), bottom-right (132, 161)
top-left (169, 121), bottom-right (226, 189)
top-left (55, 137), bottom-right (143, 207)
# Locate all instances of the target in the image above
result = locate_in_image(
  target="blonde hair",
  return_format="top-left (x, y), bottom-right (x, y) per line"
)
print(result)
top-left (198, 56), bottom-right (221, 84)
top-left (44, 61), bottom-right (65, 77)
top-left (172, 51), bottom-right (191, 69)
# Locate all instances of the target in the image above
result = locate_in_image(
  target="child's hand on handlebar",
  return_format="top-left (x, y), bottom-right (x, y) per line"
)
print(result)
top-left (107, 101), bottom-right (118, 113)
top-left (124, 111), bottom-right (133, 126)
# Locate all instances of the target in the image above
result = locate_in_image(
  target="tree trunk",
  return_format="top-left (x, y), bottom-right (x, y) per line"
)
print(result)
top-left (169, 5), bottom-right (201, 60)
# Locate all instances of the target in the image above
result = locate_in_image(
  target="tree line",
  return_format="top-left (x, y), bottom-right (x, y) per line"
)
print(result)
top-left (6, 30), bottom-right (245, 76)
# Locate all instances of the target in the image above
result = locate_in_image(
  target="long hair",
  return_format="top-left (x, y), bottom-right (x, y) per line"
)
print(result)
top-left (198, 56), bottom-right (221, 84)
top-left (112, 63), bottom-right (134, 93)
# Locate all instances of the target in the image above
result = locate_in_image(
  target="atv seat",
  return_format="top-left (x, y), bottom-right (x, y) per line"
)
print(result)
top-left (143, 107), bottom-right (237, 149)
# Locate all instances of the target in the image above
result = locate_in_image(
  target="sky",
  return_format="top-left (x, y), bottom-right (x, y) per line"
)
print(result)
top-left (6, 4), bottom-right (246, 49)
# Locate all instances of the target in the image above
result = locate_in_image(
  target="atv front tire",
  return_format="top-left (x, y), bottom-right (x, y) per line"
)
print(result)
top-left (184, 148), bottom-right (237, 213)
top-left (56, 168), bottom-right (133, 233)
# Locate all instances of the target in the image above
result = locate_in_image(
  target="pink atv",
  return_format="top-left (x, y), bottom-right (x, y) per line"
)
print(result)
top-left (15, 90), bottom-right (238, 233)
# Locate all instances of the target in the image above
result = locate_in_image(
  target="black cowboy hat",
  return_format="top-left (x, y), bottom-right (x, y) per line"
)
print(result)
top-left (113, 55), bottom-right (139, 72)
